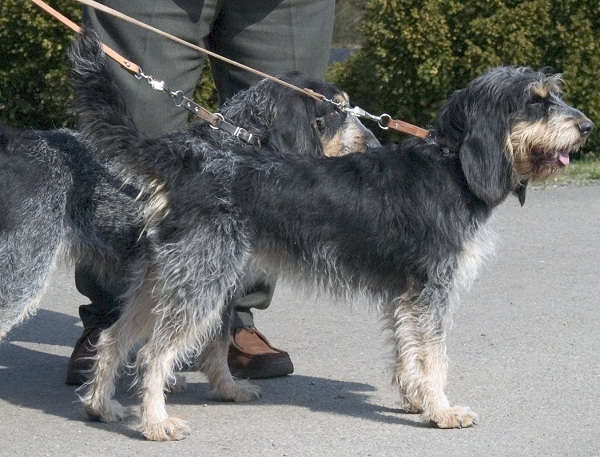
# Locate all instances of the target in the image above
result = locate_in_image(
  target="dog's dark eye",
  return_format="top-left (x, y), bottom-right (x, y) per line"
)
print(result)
top-left (529, 95), bottom-right (549, 114)
top-left (530, 94), bottom-right (547, 107)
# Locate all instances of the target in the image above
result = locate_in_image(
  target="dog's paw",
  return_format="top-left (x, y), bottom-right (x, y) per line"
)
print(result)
top-left (141, 417), bottom-right (191, 441)
top-left (231, 380), bottom-right (261, 402)
top-left (84, 399), bottom-right (126, 423)
top-left (427, 405), bottom-right (478, 429)
top-left (211, 379), bottom-right (261, 402)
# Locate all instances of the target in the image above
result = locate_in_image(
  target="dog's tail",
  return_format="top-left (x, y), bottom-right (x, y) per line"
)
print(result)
top-left (68, 29), bottom-right (173, 224)
top-left (68, 27), bottom-right (143, 164)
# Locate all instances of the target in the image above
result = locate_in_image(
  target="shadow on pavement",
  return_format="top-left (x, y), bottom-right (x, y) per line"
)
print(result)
top-left (1, 309), bottom-right (425, 439)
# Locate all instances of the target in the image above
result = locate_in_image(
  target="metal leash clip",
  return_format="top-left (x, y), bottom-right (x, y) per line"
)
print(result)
top-left (135, 68), bottom-right (170, 94)
top-left (344, 105), bottom-right (392, 130)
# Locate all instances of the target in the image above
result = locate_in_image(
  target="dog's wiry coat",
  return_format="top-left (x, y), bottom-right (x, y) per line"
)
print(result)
top-left (0, 30), bottom-right (377, 364)
top-left (63, 31), bottom-right (594, 440)
top-left (0, 127), bottom-right (144, 341)
top-left (67, 33), bottom-right (594, 439)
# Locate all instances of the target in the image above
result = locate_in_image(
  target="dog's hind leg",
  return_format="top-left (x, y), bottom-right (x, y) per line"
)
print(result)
top-left (387, 284), bottom-right (429, 414)
top-left (389, 283), bottom-right (478, 428)
top-left (134, 304), bottom-right (231, 442)
top-left (135, 328), bottom-right (193, 441)
top-left (199, 303), bottom-right (260, 402)
top-left (128, 221), bottom-right (251, 441)
top-left (81, 280), bottom-right (157, 423)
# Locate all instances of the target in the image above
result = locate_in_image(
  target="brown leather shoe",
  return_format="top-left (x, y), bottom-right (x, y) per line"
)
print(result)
top-left (228, 327), bottom-right (294, 379)
top-left (65, 326), bottom-right (101, 386)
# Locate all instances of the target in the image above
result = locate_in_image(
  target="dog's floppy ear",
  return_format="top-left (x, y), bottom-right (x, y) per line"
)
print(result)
top-left (457, 106), bottom-right (514, 207)
top-left (268, 94), bottom-right (324, 156)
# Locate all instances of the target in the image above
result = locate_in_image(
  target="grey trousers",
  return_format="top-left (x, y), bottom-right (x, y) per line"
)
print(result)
top-left (76, 0), bottom-right (335, 329)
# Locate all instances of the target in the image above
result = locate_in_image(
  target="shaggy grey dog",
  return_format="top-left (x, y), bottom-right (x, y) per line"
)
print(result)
top-left (5, 30), bottom-right (594, 442)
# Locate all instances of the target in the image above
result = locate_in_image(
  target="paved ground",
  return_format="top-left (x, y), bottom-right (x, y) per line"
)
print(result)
top-left (1, 184), bottom-right (599, 457)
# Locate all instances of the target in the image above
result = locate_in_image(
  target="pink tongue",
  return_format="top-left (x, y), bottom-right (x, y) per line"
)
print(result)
top-left (558, 151), bottom-right (570, 165)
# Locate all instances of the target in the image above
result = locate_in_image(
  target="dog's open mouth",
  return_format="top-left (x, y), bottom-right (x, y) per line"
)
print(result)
top-left (532, 146), bottom-right (577, 167)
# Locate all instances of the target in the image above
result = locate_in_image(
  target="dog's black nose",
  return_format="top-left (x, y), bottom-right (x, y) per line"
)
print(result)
top-left (577, 119), bottom-right (595, 137)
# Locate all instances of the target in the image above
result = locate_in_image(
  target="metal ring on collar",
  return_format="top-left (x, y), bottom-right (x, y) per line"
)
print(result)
top-left (378, 114), bottom-right (392, 130)
top-left (209, 113), bottom-right (225, 130)
top-left (170, 90), bottom-right (186, 107)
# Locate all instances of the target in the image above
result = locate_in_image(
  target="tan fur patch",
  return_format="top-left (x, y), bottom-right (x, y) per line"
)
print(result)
top-left (532, 82), bottom-right (549, 99)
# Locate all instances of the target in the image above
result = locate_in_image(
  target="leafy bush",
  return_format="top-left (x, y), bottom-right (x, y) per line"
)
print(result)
top-left (0, 0), bottom-right (81, 128)
top-left (331, 0), bottom-right (600, 150)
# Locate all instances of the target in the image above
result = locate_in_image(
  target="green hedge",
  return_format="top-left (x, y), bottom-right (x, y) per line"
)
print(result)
top-left (0, 0), bottom-right (81, 128)
top-left (331, 0), bottom-right (600, 151)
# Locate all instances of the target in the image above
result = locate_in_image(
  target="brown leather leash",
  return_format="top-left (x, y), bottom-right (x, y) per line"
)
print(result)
top-left (30, 0), bottom-right (139, 75)
top-left (386, 119), bottom-right (430, 138)
top-left (30, 0), bottom-right (430, 140)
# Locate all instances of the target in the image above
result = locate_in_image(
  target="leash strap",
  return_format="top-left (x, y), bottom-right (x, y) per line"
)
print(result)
top-left (74, 0), bottom-right (429, 138)
top-left (75, 0), bottom-right (324, 103)
top-left (171, 91), bottom-right (261, 147)
top-left (136, 73), bottom-right (261, 146)
top-left (385, 119), bottom-right (430, 139)
top-left (29, 0), bottom-right (139, 75)
top-left (346, 107), bottom-right (430, 138)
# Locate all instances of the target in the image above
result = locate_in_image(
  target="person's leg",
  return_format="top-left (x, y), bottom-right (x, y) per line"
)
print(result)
top-left (69, 0), bottom-right (335, 383)
top-left (210, 0), bottom-right (335, 378)
top-left (82, 0), bottom-right (221, 135)
top-left (209, 0), bottom-right (335, 102)
top-left (67, 0), bottom-right (217, 384)
top-left (66, 266), bottom-right (122, 385)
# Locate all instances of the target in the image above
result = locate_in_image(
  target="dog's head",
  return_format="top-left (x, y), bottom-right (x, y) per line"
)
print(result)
top-left (221, 71), bottom-right (380, 157)
top-left (433, 67), bottom-right (593, 206)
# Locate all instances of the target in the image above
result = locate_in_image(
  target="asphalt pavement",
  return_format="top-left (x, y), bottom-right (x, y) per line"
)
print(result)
top-left (1, 184), bottom-right (599, 457)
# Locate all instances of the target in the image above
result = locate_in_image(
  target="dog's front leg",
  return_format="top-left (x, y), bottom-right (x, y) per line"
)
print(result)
top-left (417, 332), bottom-right (478, 428)
top-left (389, 286), bottom-right (478, 428)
